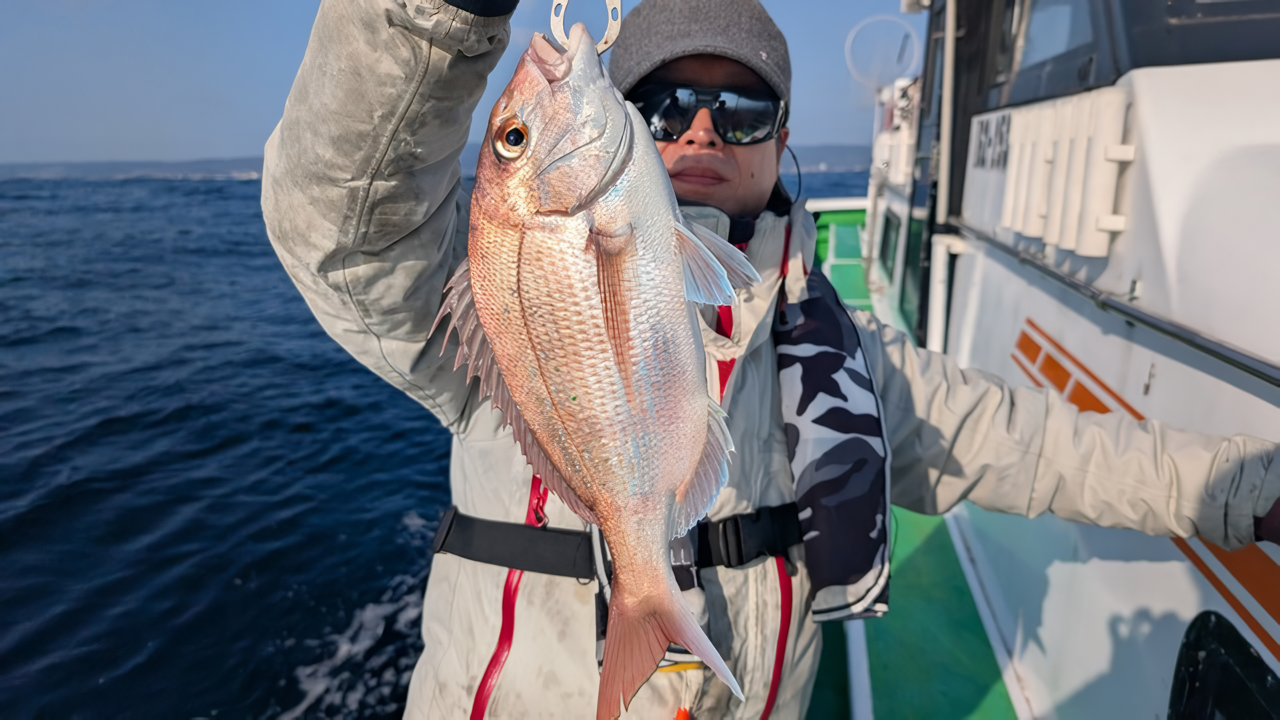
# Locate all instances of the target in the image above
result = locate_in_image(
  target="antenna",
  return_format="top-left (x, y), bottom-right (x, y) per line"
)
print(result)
top-left (845, 15), bottom-right (922, 91)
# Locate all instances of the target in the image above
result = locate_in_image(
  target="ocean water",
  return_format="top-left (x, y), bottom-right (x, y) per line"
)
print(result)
top-left (0, 171), bottom-right (868, 718)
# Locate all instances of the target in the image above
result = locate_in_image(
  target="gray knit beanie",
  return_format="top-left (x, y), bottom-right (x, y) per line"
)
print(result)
top-left (607, 0), bottom-right (791, 106)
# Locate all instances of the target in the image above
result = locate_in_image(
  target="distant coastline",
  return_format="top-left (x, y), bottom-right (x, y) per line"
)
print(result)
top-left (0, 157), bottom-right (264, 181)
top-left (0, 144), bottom-right (870, 182)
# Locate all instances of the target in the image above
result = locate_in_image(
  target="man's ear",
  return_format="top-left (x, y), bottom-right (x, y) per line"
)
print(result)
top-left (775, 128), bottom-right (790, 164)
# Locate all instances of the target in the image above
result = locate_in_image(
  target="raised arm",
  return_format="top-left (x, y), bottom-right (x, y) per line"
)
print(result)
top-left (859, 311), bottom-right (1280, 550)
top-left (261, 0), bottom-right (517, 428)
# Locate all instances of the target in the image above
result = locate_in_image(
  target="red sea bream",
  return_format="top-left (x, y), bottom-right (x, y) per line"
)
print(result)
top-left (433, 23), bottom-right (759, 720)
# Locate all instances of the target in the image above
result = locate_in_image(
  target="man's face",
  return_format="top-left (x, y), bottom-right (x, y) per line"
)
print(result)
top-left (639, 55), bottom-right (789, 218)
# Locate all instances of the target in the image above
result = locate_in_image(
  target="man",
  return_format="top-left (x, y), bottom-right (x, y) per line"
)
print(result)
top-left (261, 0), bottom-right (1280, 717)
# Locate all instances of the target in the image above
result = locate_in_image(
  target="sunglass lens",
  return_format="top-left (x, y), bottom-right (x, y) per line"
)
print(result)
top-left (712, 93), bottom-right (780, 144)
top-left (630, 86), bottom-right (780, 144)
top-left (657, 88), bottom-right (699, 141)
top-left (632, 87), bottom-right (695, 142)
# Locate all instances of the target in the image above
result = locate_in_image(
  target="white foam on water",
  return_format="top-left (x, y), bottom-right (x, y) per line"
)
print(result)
top-left (279, 512), bottom-right (436, 719)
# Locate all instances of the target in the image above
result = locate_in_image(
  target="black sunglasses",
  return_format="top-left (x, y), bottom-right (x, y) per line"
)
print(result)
top-left (627, 84), bottom-right (787, 146)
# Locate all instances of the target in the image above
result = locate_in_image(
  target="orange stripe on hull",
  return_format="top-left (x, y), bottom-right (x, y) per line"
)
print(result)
top-left (1038, 353), bottom-right (1071, 392)
top-left (1016, 331), bottom-right (1043, 364)
top-left (1011, 353), bottom-right (1044, 388)
top-left (1172, 538), bottom-right (1280, 660)
top-left (1202, 543), bottom-right (1280, 625)
top-left (1024, 317), bottom-right (1146, 420)
top-left (1066, 382), bottom-right (1110, 415)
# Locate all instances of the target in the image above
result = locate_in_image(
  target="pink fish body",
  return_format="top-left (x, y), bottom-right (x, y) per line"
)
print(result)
top-left (433, 24), bottom-right (759, 720)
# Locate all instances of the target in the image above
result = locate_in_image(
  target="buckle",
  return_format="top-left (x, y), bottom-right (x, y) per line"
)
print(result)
top-left (696, 504), bottom-right (802, 569)
top-left (716, 515), bottom-right (747, 567)
top-left (431, 506), bottom-right (458, 555)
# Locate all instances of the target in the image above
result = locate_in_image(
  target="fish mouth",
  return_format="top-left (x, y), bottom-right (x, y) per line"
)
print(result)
top-left (528, 24), bottom-right (634, 215)
top-left (527, 22), bottom-right (591, 84)
top-left (528, 34), bottom-right (570, 82)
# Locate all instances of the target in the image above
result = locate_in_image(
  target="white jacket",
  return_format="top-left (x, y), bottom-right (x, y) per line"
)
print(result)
top-left (260, 1), bottom-right (1280, 717)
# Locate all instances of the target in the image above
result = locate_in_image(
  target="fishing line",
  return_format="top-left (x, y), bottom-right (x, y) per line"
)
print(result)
top-left (786, 144), bottom-right (803, 199)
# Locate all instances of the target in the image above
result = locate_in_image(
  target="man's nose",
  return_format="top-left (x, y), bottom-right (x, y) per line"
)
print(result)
top-left (678, 108), bottom-right (722, 148)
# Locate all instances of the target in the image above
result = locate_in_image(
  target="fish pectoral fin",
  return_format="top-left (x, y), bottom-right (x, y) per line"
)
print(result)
top-left (433, 257), bottom-right (600, 525)
top-left (674, 223), bottom-right (762, 306)
top-left (670, 402), bottom-right (734, 538)
top-left (684, 222), bottom-right (761, 291)
top-left (591, 227), bottom-right (639, 404)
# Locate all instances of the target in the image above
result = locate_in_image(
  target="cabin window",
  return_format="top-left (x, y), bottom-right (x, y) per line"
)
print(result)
top-left (899, 216), bottom-right (928, 340)
top-left (1020, 0), bottom-right (1094, 68)
top-left (989, 0), bottom-right (1022, 87)
top-left (880, 211), bottom-right (902, 281)
top-left (1114, 0), bottom-right (1280, 69)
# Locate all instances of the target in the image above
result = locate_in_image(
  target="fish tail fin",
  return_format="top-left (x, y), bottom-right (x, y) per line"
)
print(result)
top-left (596, 577), bottom-right (742, 720)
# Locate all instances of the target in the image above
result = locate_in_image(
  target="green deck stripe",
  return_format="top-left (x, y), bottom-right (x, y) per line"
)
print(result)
top-left (814, 210), bottom-right (865, 266)
top-left (863, 509), bottom-right (1017, 720)
top-left (827, 262), bottom-right (873, 311)
top-left (808, 622), bottom-right (853, 719)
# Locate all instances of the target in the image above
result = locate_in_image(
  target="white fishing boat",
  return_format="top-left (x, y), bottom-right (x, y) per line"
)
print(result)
top-left (807, 0), bottom-right (1280, 716)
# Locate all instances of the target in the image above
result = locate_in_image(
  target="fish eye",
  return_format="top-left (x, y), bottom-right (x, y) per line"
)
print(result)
top-left (494, 118), bottom-right (528, 160)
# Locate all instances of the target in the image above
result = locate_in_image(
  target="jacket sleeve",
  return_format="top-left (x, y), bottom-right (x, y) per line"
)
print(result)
top-left (261, 0), bottom-right (517, 429)
top-left (857, 310), bottom-right (1280, 550)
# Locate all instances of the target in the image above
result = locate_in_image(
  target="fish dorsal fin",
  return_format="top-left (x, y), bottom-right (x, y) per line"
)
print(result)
top-left (592, 225), bottom-right (639, 405)
top-left (675, 223), bottom-right (761, 306)
top-left (433, 258), bottom-right (600, 525)
top-left (670, 401), bottom-right (734, 537)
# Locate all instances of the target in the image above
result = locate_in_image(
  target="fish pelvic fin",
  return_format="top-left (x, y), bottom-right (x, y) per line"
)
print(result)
top-left (432, 257), bottom-right (600, 525)
top-left (592, 224), bottom-right (639, 406)
top-left (669, 402), bottom-right (734, 537)
top-left (597, 575), bottom-right (742, 720)
top-left (675, 223), bottom-right (762, 306)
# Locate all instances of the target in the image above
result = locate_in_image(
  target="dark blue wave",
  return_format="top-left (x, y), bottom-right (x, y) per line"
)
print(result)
top-left (0, 178), bottom-right (449, 718)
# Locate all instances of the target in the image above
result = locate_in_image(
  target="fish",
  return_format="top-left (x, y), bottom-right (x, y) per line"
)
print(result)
top-left (432, 22), bottom-right (760, 720)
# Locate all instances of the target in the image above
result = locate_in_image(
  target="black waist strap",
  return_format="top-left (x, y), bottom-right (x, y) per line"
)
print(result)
top-left (695, 502), bottom-right (802, 569)
top-left (431, 506), bottom-right (596, 580)
top-left (431, 502), bottom-right (801, 579)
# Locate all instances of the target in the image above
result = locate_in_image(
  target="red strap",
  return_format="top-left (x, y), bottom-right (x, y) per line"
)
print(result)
top-left (714, 305), bottom-right (736, 401)
top-left (780, 225), bottom-right (792, 278)
top-left (761, 227), bottom-right (795, 717)
top-left (470, 475), bottom-right (547, 719)
top-left (759, 555), bottom-right (793, 720)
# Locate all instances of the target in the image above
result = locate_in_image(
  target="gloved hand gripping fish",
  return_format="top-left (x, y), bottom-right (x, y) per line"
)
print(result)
top-left (432, 23), bottom-right (759, 720)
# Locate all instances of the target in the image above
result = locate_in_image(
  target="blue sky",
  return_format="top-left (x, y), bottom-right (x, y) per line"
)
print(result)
top-left (0, 1), bottom-right (924, 164)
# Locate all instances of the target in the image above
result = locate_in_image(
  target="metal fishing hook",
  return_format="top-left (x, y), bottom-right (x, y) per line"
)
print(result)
top-left (551, 0), bottom-right (622, 55)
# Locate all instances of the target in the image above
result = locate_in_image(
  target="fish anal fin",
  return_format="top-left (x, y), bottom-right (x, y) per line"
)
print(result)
top-left (592, 226), bottom-right (639, 405)
top-left (596, 576), bottom-right (742, 720)
top-left (490, 378), bottom-right (600, 526)
top-left (432, 257), bottom-right (599, 525)
top-left (670, 402), bottom-right (733, 538)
